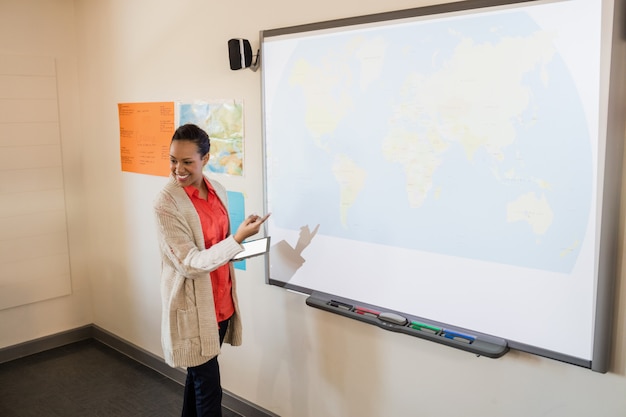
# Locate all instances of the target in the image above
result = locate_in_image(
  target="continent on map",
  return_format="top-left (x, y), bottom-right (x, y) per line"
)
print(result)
top-left (289, 59), bottom-right (352, 146)
top-left (332, 154), bottom-right (367, 227)
top-left (382, 128), bottom-right (448, 208)
top-left (506, 192), bottom-right (554, 235)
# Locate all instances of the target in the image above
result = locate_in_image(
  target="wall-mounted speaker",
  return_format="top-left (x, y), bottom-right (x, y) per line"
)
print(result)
top-left (228, 38), bottom-right (259, 71)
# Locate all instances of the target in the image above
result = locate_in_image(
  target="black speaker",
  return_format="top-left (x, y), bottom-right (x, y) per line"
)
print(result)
top-left (228, 38), bottom-right (253, 70)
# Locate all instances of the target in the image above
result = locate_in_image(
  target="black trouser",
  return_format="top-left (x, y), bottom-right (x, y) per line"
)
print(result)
top-left (181, 319), bottom-right (229, 417)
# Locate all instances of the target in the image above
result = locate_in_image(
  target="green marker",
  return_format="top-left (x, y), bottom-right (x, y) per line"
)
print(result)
top-left (409, 321), bottom-right (441, 335)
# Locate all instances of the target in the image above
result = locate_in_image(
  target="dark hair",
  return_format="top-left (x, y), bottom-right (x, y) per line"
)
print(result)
top-left (171, 123), bottom-right (210, 157)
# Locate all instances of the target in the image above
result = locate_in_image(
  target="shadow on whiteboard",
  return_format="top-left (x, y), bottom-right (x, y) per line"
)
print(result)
top-left (270, 224), bottom-right (320, 282)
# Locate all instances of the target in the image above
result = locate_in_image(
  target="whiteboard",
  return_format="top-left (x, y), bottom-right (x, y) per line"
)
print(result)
top-left (260, 0), bottom-right (624, 371)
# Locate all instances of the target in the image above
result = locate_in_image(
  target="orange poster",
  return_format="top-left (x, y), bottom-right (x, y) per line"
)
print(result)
top-left (118, 102), bottom-right (174, 177)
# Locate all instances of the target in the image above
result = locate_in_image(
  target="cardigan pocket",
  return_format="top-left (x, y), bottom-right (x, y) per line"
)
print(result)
top-left (176, 307), bottom-right (200, 339)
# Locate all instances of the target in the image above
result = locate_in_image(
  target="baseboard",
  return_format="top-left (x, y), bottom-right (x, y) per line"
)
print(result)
top-left (0, 324), bottom-right (279, 417)
top-left (0, 325), bottom-right (93, 364)
top-left (89, 325), bottom-right (188, 384)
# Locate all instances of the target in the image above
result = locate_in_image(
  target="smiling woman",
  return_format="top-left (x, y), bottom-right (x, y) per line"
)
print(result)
top-left (169, 134), bottom-right (210, 194)
top-left (154, 123), bottom-right (270, 416)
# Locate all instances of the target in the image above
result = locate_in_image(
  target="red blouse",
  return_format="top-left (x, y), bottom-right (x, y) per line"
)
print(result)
top-left (184, 178), bottom-right (235, 323)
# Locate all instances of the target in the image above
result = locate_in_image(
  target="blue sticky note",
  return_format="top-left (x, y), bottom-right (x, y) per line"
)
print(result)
top-left (227, 191), bottom-right (246, 270)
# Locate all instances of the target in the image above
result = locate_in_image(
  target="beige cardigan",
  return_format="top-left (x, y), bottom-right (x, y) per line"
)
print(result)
top-left (154, 175), bottom-right (244, 368)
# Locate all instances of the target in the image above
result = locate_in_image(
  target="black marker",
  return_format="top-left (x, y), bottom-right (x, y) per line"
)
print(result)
top-left (328, 300), bottom-right (353, 311)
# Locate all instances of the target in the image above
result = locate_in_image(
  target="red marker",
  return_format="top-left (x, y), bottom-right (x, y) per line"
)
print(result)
top-left (354, 306), bottom-right (380, 318)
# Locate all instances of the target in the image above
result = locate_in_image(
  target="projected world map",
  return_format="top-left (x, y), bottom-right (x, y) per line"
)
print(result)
top-left (265, 6), bottom-right (594, 274)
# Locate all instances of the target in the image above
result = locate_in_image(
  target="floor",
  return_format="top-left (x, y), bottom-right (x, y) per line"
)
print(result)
top-left (0, 339), bottom-right (242, 417)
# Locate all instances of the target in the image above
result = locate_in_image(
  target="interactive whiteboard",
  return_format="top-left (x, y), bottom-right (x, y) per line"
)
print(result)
top-left (261, 0), bottom-right (624, 371)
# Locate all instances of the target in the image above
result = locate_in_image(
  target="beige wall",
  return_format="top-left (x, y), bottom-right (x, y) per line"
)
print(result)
top-left (0, 0), bottom-right (91, 347)
top-left (1, 0), bottom-right (626, 416)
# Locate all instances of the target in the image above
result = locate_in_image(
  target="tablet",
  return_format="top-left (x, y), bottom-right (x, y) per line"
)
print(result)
top-left (232, 237), bottom-right (271, 261)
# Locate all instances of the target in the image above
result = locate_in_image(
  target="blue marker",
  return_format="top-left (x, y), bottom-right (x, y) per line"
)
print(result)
top-left (442, 329), bottom-right (475, 344)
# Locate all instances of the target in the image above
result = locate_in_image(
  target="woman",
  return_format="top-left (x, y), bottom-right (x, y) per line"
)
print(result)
top-left (154, 123), bottom-right (268, 416)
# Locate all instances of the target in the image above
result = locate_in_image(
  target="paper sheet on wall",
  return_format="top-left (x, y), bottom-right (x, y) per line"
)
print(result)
top-left (118, 102), bottom-right (174, 177)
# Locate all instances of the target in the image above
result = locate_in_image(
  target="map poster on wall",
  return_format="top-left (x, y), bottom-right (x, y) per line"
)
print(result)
top-left (177, 100), bottom-right (245, 176)
top-left (118, 102), bottom-right (174, 177)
